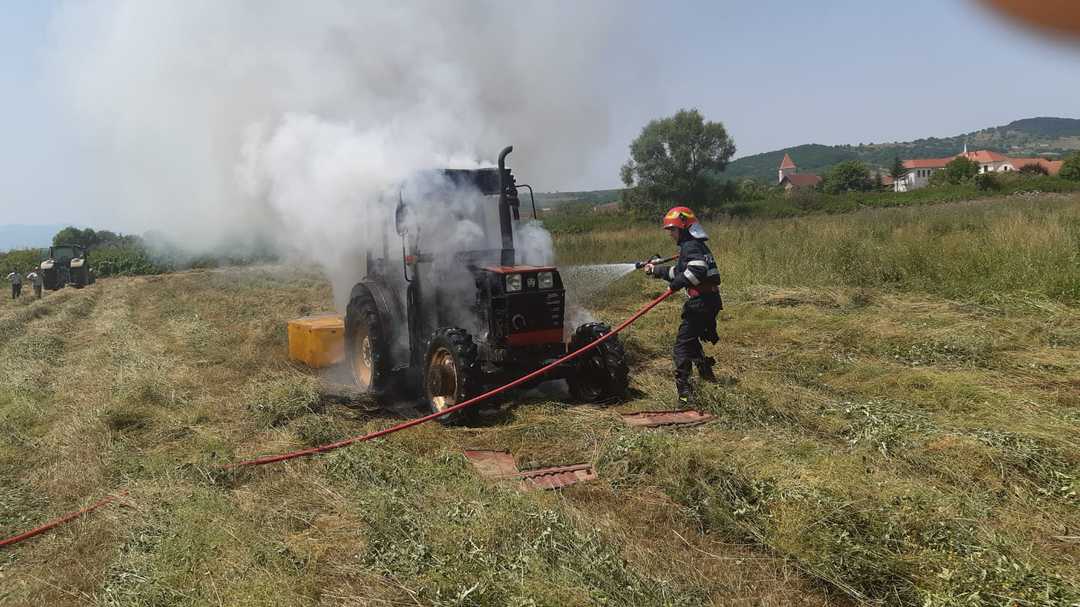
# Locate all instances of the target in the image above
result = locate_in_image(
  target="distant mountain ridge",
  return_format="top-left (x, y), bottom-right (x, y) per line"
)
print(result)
top-left (726, 117), bottom-right (1080, 183)
top-left (0, 224), bottom-right (65, 252)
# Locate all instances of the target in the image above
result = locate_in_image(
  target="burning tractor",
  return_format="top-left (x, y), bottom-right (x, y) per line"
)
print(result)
top-left (344, 146), bottom-right (628, 422)
top-left (40, 244), bottom-right (96, 290)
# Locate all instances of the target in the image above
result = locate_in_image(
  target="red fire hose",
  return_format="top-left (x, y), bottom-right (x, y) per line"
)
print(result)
top-left (0, 288), bottom-right (674, 548)
top-left (0, 492), bottom-right (127, 549)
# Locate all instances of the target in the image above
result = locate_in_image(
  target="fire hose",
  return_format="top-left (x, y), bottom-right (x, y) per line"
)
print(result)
top-left (0, 288), bottom-right (674, 548)
top-left (0, 492), bottom-right (127, 549)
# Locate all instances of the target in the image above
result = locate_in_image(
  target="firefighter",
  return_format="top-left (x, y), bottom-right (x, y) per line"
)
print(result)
top-left (6, 270), bottom-right (23, 299)
top-left (26, 269), bottom-right (43, 299)
top-left (642, 206), bottom-right (722, 405)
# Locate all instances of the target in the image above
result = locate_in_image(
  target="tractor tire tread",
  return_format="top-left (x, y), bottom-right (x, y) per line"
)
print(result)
top-left (567, 322), bottom-right (629, 404)
top-left (424, 327), bottom-right (480, 425)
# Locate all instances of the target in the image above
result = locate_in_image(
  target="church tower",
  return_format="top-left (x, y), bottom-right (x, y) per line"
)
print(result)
top-left (778, 153), bottom-right (797, 184)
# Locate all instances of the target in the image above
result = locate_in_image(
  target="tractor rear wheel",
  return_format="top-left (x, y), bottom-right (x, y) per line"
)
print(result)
top-left (423, 328), bottom-right (480, 425)
top-left (345, 288), bottom-right (390, 398)
top-left (567, 322), bottom-right (629, 404)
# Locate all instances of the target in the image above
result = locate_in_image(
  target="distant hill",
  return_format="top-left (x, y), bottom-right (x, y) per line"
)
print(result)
top-left (0, 224), bottom-right (65, 252)
top-left (726, 117), bottom-right (1080, 183)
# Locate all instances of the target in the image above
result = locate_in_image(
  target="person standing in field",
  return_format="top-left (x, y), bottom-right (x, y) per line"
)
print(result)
top-left (642, 206), bottom-right (722, 406)
top-left (6, 270), bottom-right (23, 299)
top-left (26, 269), bottom-right (43, 299)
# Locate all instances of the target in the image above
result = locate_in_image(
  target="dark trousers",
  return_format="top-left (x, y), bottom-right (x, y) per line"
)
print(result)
top-left (674, 292), bottom-right (721, 397)
top-left (33, 285), bottom-right (42, 299)
top-left (11, 283), bottom-right (21, 299)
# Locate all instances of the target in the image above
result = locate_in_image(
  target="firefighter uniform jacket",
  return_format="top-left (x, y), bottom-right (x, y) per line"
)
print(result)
top-left (654, 236), bottom-right (721, 298)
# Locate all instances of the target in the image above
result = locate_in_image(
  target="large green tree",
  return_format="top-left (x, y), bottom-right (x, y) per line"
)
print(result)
top-left (52, 226), bottom-right (102, 249)
top-left (822, 160), bottom-right (873, 194)
top-left (620, 109), bottom-right (736, 210)
top-left (51, 226), bottom-right (134, 250)
top-left (1059, 151), bottom-right (1080, 181)
top-left (942, 156), bottom-right (979, 185)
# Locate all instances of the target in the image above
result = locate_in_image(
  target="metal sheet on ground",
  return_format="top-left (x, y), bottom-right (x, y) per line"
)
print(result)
top-left (620, 409), bottom-right (716, 427)
top-left (463, 450), bottom-right (597, 491)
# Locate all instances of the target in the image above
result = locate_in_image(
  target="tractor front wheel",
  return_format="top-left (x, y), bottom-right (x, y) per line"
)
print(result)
top-left (423, 328), bottom-right (480, 425)
top-left (567, 322), bottom-right (629, 404)
top-left (345, 288), bottom-right (391, 399)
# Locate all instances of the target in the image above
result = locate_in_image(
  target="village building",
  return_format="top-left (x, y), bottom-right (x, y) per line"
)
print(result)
top-left (894, 145), bottom-right (1064, 192)
top-left (777, 153), bottom-right (822, 191)
top-left (1006, 156), bottom-right (1064, 175)
top-left (895, 157), bottom-right (954, 192)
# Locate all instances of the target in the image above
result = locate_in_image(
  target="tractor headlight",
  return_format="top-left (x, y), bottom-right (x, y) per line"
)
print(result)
top-left (538, 271), bottom-right (554, 289)
top-left (506, 273), bottom-right (522, 292)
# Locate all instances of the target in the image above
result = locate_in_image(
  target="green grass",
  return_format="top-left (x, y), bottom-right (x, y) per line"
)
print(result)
top-left (1, 194), bottom-right (1079, 605)
top-left (554, 195), bottom-right (1080, 303)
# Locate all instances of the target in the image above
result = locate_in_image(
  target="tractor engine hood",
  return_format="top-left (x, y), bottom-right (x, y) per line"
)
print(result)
top-left (478, 265), bottom-right (565, 347)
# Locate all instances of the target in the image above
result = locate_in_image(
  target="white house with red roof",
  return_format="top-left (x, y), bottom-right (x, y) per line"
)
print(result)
top-left (895, 157), bottom-right (954, 191)
top-left (894, 145), bottom-right (1063, 192)
top-left (777, 153), bottom-right (822, 191)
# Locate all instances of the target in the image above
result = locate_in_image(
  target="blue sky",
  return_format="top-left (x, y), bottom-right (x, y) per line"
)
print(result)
top-left (1, 1), bottom-right (1079, 229)
top-left (632, 1), bottom-right (1080, 153)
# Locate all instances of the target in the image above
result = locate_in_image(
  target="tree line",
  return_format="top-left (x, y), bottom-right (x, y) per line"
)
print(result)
top-left (2, 226), bottom-right (276, 278)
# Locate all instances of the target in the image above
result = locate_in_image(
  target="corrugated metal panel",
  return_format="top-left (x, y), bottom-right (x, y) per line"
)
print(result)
top-left (518, 464), bottom-right (597, 491)
top-left (620, 409), bottom-right (716, 428)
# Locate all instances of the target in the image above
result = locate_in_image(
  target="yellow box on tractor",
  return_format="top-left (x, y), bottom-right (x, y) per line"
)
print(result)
top-left (287, 314), bottom-right (345, 368)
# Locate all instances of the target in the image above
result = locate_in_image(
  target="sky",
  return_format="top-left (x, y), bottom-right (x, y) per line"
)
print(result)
top-left (1, 0), bottom-right (1079, 232)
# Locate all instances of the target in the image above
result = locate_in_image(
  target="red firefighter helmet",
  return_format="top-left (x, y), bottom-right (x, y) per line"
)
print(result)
top-left (662, 206), bottom-right (697, 230)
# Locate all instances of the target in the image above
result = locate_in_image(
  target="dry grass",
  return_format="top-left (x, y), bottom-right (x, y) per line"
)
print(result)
top-left (2, 196), bottom-right (1078, 605)
top-left (2, 268), bottom-right (834, 606)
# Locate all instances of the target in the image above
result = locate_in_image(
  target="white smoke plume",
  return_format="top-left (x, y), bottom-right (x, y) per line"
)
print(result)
top-left (45, 1), bottom-right (644, 307)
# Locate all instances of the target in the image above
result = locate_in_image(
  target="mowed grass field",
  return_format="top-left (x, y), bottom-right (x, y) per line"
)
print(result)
top-left (1, 194), bottom-right (1078, 606)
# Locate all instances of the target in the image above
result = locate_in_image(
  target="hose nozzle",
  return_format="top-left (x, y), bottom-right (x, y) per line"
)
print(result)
top-left (635, 253), bottom-right (676, 269)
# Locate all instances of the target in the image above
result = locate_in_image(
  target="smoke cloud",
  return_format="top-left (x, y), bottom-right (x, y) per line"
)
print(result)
top-left (46, 1), bottom-right (645, 306)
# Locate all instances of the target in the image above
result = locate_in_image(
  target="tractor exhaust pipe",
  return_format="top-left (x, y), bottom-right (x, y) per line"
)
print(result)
top-left (497, 146), bottom-right (515, 266)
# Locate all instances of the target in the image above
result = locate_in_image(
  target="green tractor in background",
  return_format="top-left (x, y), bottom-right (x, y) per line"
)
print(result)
top-left (40, 244), bottom-right (96, 290)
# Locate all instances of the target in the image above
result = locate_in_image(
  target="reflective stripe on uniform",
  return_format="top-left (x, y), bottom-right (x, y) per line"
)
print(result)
top-left (686, 260), bottom-right (708, 267)
top-left (683, 268), bottom-right (701, 285)
top-left (668, 266), bottom-right (676, 280)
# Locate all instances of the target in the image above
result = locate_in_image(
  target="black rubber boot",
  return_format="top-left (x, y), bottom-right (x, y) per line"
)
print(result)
top-left (697, 356), bottom-right (717, 383)
top-left (675, 377), bottom-right (693, 409)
